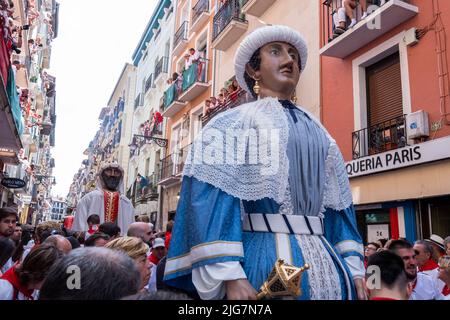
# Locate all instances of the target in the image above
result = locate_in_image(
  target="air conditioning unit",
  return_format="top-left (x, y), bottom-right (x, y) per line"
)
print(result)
top-left (406, 110), bottom-right (429, 139)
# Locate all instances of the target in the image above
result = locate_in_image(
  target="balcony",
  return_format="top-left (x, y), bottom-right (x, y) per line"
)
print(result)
top-left (162, 82), bottom-right (187, 118)
top-left (241, 0), bottom-right (277, 17)
top-left (178, 59), bottom-right (211, 102)
top-left (320, 0), bottom-right (418, 58)
top-left (154, 56), bottom-right (169, 86)
top-left (212, 0), bottom-right (248, 51)
top-left (134, 93), bottom-right (144, 116)
top-left (134, 175), bottom-right (159, 205)
top-left (134, 93), bottom-right (144, 109)
top-left (158, 143), bottom-right (191, 187)
top-left (145, 74), bottom-right (155, 94)
top-left (202, 88), bottom-right (248, 125)
top-left (173, 21), bottom-right (189, 57)
top-left (352, 115), bottom-right (407, 159)
top-left (191, 0), bottom-right (210, 34)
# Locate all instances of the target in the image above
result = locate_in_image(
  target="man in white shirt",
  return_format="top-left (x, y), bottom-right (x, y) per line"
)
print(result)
top-left (0, 208), bottom-right (17, 274)
top-left (414, 240), bottom-right (445, 292)
top-left (388, 239), bottom-right (440, 300)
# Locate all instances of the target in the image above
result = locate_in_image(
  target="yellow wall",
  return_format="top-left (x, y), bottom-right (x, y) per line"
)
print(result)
top-left (351, 160), bottom-right (450, 205)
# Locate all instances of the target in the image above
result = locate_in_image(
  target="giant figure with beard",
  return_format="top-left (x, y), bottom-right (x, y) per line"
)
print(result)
top-left (72, 164), bottom-right (135, 235)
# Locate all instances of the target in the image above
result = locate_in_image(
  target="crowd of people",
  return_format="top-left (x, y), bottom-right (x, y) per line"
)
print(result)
top-left (0, 207), bottom-right (184, 300)
top-left (363, 235), bottom-right (450, 300)
top-left (1, 204), bottom-right (449, 300)
top-left (203, 78), bottom-right (242, 117)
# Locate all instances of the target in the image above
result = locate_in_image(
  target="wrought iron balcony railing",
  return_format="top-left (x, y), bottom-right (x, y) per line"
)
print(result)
top-left (202, 88), bottom-right (248, 125)
top-left (154, 56), bottom-right (169, 80)
top-left (145, 74), bottom-right (155, 93)
top-left (159, 143), bottom-right (192, 183)
top-left (213, 0), bottom-right (246, 42)
top-left (134, 93), bottom-right (143, 109)
top-left (352, 115), bottom-right (407, 160)
top-left (321, 0), bottom-right (411, 45)
top-left (192, 0), bottom-right (209, 25)
top-left (174, 21), bottom-right (188, 49)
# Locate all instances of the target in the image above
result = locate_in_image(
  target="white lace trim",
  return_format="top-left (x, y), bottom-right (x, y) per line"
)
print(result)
top-left (183, 97), bottom-right (352, 212)
top-left (184, 97), bottom-right (290, 204)
top-left (295, 235), bottom-right (342, 300)
top-left (321, 142), bottom-right (353, 213)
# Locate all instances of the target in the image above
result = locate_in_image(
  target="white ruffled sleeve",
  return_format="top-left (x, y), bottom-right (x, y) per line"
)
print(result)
top-left (192, 261), bottom-right (247, 300)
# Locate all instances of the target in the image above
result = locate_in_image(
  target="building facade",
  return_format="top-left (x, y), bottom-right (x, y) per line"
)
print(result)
top-left (50, 197), bottom-right (66, 221)
top-left (128, 0), bottom-right (175, 224)
top-left (320, 0), bottom-right (450, 243)
top-left (154, 0), bottom-right (322, 228)
top-left (1, 0), bottom-right (59, 226)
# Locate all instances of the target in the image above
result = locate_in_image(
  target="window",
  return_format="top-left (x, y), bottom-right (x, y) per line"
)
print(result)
top-left (145, 157), bottom-right (150, 177)
top-left (364, 52), bottom-right (405, 155)
top-left (366, 52), bottom-right (403, 128)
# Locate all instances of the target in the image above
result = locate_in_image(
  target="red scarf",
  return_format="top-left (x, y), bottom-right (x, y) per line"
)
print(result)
top-left (442, 285), bottom-right (450, 296)
top-left (103, 191), bottom-right (120, 223)
top-left (0, 266), bottom-right (34, 300)
top-left (148, 253), bottom-right (160, 265)
top-left (418, 259), bottom-right (438, 272)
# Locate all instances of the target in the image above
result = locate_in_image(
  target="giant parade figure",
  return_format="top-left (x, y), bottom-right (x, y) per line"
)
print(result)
top-left (72, 163), bottom-right (135, 236)
top-left (164, 25), bottom-right (366, 300)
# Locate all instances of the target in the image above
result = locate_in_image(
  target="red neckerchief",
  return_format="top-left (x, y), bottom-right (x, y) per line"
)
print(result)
top-left (148, 253), bottom-right (160, 265)
top-left (0, 266), bottom-right (34, 300)
top-left (103, 191), bottom-right (120, 223)
top-left (418, 259), bottom-right (438, 272)
top-left (442, 285), bottom-right (450, 296)
top-left (370, 297), bottom-right (398, 300)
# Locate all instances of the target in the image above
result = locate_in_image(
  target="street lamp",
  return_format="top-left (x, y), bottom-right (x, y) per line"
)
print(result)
top-left (129, 134), bottom-right (168, 149)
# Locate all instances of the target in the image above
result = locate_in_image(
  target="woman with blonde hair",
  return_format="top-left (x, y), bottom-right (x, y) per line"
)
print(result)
top-left (105, 237), bottom-right (151, 291)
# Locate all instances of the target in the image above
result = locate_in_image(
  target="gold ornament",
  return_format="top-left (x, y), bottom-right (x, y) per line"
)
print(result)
top-left (253, 80), bottom-right (261, 96)
top-left (291, 91), bottom-right (297, 104)
top-left (256, 259), bottom-right (310, 300)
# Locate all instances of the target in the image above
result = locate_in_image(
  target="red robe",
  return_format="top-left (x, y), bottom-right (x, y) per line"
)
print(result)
top-left (103, 190), bottom-right (120, 223)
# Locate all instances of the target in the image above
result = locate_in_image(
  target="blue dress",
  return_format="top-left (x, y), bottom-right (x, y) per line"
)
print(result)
top-left (164, 100), bottom-right (364, 300)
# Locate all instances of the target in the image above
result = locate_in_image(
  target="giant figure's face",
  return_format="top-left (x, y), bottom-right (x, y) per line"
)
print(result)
top-left (101, 167), bottom-right (122, 191)
top-left (246, 41), bottom-right (301, 100)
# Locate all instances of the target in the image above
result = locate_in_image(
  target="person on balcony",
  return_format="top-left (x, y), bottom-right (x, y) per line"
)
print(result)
top-left (137, 174), bottom-right (149, 196)
top-left (72, 164), bottom-right (135, 236)
top-left (172, 72), bottom-right (183, 98)
top-left (227, 79), bottom-right (240, 103)
top-left (164, 25), bottom-right (365, 300)
top-left (343, 0), bottom-right (368, 29)
top-left (203, 98), bottom-right (212, 116)
top-left (188, 48), bottom-right (205, 82)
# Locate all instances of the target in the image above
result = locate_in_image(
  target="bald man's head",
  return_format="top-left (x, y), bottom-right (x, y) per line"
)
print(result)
top-left (127, 222), bottom-right (152, 244)
top-left (44, 235), bottom-right (72, 254)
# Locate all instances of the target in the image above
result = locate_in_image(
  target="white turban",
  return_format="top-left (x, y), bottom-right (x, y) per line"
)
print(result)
top-left (234, 25), bottom-right (308, 95)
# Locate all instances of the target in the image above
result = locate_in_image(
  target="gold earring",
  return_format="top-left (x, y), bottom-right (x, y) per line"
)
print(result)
top-left (291, 91), bottom-right (297, 104)
top-left (253, 80), bottom-right (260, 96)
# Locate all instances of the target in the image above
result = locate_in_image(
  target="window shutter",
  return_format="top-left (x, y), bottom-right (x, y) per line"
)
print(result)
top-left (366, 53), bottom-right (403, 127)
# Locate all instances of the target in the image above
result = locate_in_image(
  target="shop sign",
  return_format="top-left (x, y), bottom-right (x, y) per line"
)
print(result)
top-left (367, 224), bottom-right (390, 243)
top-left (1, 177), bottom-right (26, 189)
top-left (346, 136), bottom-right (450, 178)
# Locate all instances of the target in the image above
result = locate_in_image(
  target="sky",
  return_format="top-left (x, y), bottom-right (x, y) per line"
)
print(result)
top-left (49, 0), bottom-right (158, 197)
